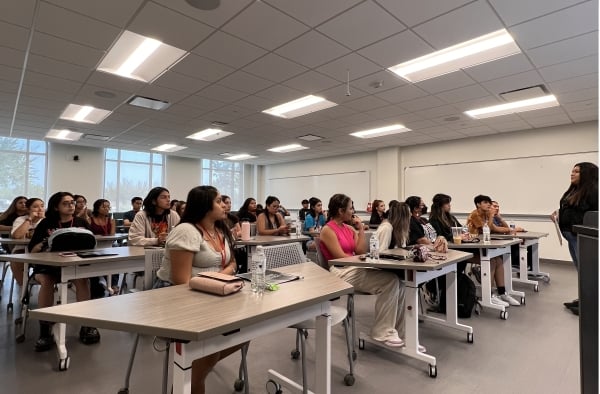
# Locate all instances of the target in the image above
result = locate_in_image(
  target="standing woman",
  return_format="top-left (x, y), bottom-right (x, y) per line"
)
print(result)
top-left (0, 196), bottom-right (28, 231)
top-left (10, 198), bottom-right (44, 285)
top-left (128, 187), bottom-right (180, 246)
top-left (552, 162), bottom-right (598, 314)
top-left (256, 196), bottom-right (289, 236)
top-left (155, 186), bottom-right (244, 394)
top-left (369, 199), bottom-right (385, 226)
top-left (236, 198), bottom-right (258, 223)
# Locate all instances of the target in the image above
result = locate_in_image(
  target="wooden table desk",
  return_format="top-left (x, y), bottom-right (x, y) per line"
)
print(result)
top-left (31, 262), bottom-right (352, 394)
top-left (95, 233), bottom-right (128, 247)
top-left (329, 248), bottom-right (474, 378)
top-left (448, 239), bottom-right (522, 319)
top-left (2, 246), bottom-right (146, 369)
top-left (490, 232), bottom-right (550, 290)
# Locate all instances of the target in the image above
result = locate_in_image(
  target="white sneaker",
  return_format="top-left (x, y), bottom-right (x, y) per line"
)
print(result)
top-left (500, 293), bottom-right (521, 306)
top-left (491, 294), bottom-right (509, 307)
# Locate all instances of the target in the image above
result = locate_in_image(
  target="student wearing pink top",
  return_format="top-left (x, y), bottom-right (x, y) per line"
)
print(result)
top-left (320, 194), bottom-right (420, 350)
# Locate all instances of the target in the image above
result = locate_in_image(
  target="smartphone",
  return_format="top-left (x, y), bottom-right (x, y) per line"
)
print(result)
top-left (59, 252), bottom-right (77, 257)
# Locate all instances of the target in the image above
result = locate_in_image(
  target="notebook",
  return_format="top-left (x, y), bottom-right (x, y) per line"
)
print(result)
top-left (236, 270), bottom-right (300, 285)
top-left (76, 251), bottom-right (119, 258)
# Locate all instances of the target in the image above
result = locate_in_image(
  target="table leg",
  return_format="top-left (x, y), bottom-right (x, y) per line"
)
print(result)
top-left (314, 313), bottom-right (332, 394)
top-left (527, 242), bottom-right (550, 280)
top-left (53, 282), bottom-right (70, 370)
top-left (512, 242), bottom-right (539, 289)
top-left (479, 251), bottom-right (505, 313)
top-left (502, 252), bottom-right (525, 301)
top-left (172, 342), bottom-right (192, 394)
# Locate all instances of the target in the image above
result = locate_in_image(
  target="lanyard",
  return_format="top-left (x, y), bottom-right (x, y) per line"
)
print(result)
top-left (198, 224), bottom-right (226, 269)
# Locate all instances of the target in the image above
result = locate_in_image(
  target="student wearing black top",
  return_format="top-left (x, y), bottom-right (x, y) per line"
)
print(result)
top-left (236, 198), bottom-right (258, 223)
top-left (551, 162), bottom-right (598, 314)
top-left (405, 196), bottom-right (447, 251)
top-left (369, 199), bottom-right (385, 226)
top-left (28, 191), bottom-right (100, 351)
top-left (428, 193), bottom-right (467, 273)
top-left (123, 196), bottom-right (143, 226)
top-left (0, 195), bottom-right (27, 232)
top-left (298, 199), bottom-right (310, 221)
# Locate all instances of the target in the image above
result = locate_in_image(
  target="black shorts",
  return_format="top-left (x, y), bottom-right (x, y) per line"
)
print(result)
top-left (32, 265), bottom-right (61, 282)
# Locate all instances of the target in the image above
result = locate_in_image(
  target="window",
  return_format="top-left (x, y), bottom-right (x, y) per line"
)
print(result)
top-left (201, 159), bottom-right (243, 208)
top-left (104, 148), bottom-right (164, 211)
top-left (0, 137), bottom-right (47, 211)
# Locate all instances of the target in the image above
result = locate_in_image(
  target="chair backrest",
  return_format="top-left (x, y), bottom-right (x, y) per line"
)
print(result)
top-left (263, 243), bottom-right (306, 269)
top-left (312, 237), bottom-right (329, 270)
top-left (144, 248), bottom-right (165, 290)
top-left (48, 228), bottom-right (96, 252)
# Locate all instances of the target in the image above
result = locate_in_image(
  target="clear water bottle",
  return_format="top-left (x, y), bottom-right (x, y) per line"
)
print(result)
top-left (509, 221), bottom-right (516, 234)
top-left (295, 216), bottom-right (302, 238)
top-left (251, 245), bottom-right (266, 294)
top-left (483, 222), bottom-right (491, 244)
top-left (369, 233), bottom-right (380, 261)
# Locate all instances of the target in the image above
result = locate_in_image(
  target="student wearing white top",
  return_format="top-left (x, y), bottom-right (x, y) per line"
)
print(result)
top-left (155, 185), bottom-right (242, 394)
top-left (375, 201), bottom-right (411, 250)
top-left (10, 198), bottom-right (44, 285)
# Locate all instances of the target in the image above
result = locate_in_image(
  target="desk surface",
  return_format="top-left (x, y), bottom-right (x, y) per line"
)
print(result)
top-left (489, 231), bottom-right (549, 240)
top-left (2, 246), bottom-right (145, 266)
top-left (329, 248), bottom-right (473, 271)
top-left (448, 239), bottom-right (520, 249)
top-left (30, 262), bottom-right (352, 342)
top-left (235, 234), bottom-right (310, 246)
top-left (96, 233), bottom-right (128, 241)
top-left (0, 237), bottom-right (30, 245)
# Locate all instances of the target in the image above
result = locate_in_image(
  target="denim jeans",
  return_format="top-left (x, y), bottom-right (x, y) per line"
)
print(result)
top-left (561, 230), bottom-right (578, 270)
top-left (153, 278), bottom-right (172, 289)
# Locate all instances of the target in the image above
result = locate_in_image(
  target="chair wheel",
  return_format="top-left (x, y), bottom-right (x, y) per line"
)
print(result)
top-left (429, 364), bottom-right (437, 378)
top-left (500, 311), bottom-right (508, 320)
top-left (543, 276), bottom-right (550, 283)
top-left (16, 334), bottom-right (25, 343)
top-left (358, 339), bottom-right (365, 350)
top-left (7, 302), bottom-right (12, 312)
top-left (290, 349), bottom-right (300, 360)
top-left (467, 332), bottom-right (474, 344)
top-left (266, 379), bottom-right (282, 394)
top-left (234, 378), bottom-right (244, 391)
top-left (344, 373), bottom-right (355, 386)
top-left (117, 389), bottom-right (129, 394)
top-left (534, 284), bottom-right (539, 292)
top-left (58, 356), bottom-right (70, 371)
top-left (520, 297), bottom-right (525, 305)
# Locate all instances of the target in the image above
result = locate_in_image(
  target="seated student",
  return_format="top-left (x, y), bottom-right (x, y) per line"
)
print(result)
top-left (320, 194), bottom-right (419, 350)
top-left (298, 199), bottom-right (310, 221)
top-left (74, 195), bottom-right (92, 223)
top-left (10, 198), bottom-right (44, 286)
top-left (156, 186), bottom-right (245, 394)
top-left (236, 198), bottom-right (258, 223)
top-left (369, 199), bottom-right (385, 226)
top-left (0, 196), bottom-right (28, 232)
top-left (466, 195), bottom-right (520, 306)
top-left (28, 192), bottom-right (100, 351)
top-left (375, 201), bottom-right (410, 250)
top-left (491, 200), bottom-right (525, 232)
top-left (175, 201), bottom-right (186, 218)
top-left (303, 197), bottom-right (326, 232)
top-left (170, 199), bottom-right (179, 211)
top-left (123, 196), bottom-right (143, 226)
top-left (256, 196), bottom-right (289, 236)
top-left (221, 195), bottom-right (240, 238)
top-left (278, 204), bottom-right (290, 217)
top-left (128, 187), bottom-right (180, 246)
top-left (89, 199), bottom-right (118, 296)
top-left (405, 196), bottom-right (447, 252)
top-left (255, 203), bottom-right (264, 216)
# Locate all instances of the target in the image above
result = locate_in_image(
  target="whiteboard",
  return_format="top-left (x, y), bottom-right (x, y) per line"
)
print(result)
top-left (267, 171), bottom-right (370, 210)
top-left (404, 152), bottom-right (598, 215)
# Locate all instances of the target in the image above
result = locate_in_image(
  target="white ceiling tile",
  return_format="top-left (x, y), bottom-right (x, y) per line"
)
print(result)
top-left (376, 0), bottom-right (472, 27)
top-left (489, 0), bottom-right (584, 27)
top-left (87, 71), bottom-right (146, 94)
top-left (452, 95), bottom-right (503, 111)
top-left (464, 53), bottom-right (534, 82)
top-left (414, 105), bottom-right (460, 120)
top-left (233, 95), bottom-right (276, 112)
top-left (0, 0), bottom-right (36, 28)
top-left (487, 119), bottom-right (533, 132)
top-left (399, 95), bottom-right (446, 112)
top-left (244, 53), bottom-right (308, 83)
top-left (526, 31), bottom-right (598, 68)
top-left (375, 84), bottom-right (428, 104)
top-left (0, 46), bottom-right (26, 70)
top-left (0, 64), bottom-right (22, 82)
top-left (27, 53), bottom-right (92, 82)
top-left (222, 1), bottom-right (309, 50)
top-left (217, 71), bottom-right (275, 94)
top-left (566, 108), bottom-right (598, 122)
top-left (264, 0), bottom-right (362, 27)
top-left (275, 31), bottom-right (350, 68)
top-left (254, 84), bottom-right (305, 104)
top-left (459, 125), bottom-right (496, 136)
top-left (23, 70), bottom-right (81, 95)
top-left (358, 30), bottom-right (433, 68)
top-left (128, 2), bottom-right (214, 51)
top-left (153, 71), bottom-right (211, 94)
top-left (481, 70), bottom-right (545, 95)
top-left (362, 105), bottom-right (408, 120)
top-left (136, 84), bottom-right (189, 105)
top-left (518, 106), bottom-right (568, 119)
top-left (30, 32), bottom-right (105, 69)
top-left (509, 1), bottom-right (598, 49)
top-left (178, 95), bottom-right (226, 112)
top-left (548, 73), bottom-right (598, 94)
top-left (562, 98), bottom-right (597, 112)
top-left (343, 95), bottom-right (390, 112)
top-left (555, 87), bottom-right (598, 103)
top-left (170, 54), bottom-right (235, 82)
top-left (435, 84), bottom-right (490, 104)
top-left (36, 2), bottom-right (121, 50)
top-left (403, 119), bottom-right (439, 130)
top-left (283, 71), bottom-right (341, 94)
top-left (192, 31), bottom-right (267, 68)
top-left (46, 0), bottom-right (144, 27)
top-left (196, 84), bottom-right (248, 103)
top-left (73, 84), bottom-right (132, 110)
top-left (316, 53), bottom-right (382, 83)
top-left (538, 55), bottom-right (598, 82)
top-left (154, 0), bottom-right (254, 28)
top-left (526, 113), bottom-right (573, 128)
top-left (0, 20), bottom-right (29, 51)
top-left (317, 84), bottom-right (370, 106)
top-left (317, 1), bottom-right (406, 50)
top-left (351, 71), bottom-right (406, 94)
top-left (413, 1), bottom-right (504, 48)
top-left (415, 71), bottom-right (476, 94)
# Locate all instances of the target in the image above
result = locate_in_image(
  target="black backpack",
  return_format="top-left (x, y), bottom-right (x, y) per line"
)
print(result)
top-left (427, 273), bottom-right (477, 318)
top-left (48, 228), bottom-right (97, 252)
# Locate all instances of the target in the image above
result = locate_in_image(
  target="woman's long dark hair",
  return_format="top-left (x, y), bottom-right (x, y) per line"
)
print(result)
top-left (0, 195), bottom-right (27, 224)
top-left (46, 192), bottom-right (74, 223)
top-left (143, 187), bottom-right (170, 216)
top-left (92, 199), bottom-right (110, 217)
top-left (327, 194), bottom-right (352, 222)
top-left (405, 196), bottom-right (422, 214)
top-left (308, 197), bottom-right (323, 219)
top-left (388, 202), bottom-right (410, 247)
top-left (563, 162), bottom-right (599, 206)
top-left (180, 186), bottom-right (234, 256)
top-left (430, 193), bottom-right (455, 229)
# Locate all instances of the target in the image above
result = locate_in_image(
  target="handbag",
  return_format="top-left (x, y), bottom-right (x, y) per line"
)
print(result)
top-left (189, 271), bottom-right (244, 296)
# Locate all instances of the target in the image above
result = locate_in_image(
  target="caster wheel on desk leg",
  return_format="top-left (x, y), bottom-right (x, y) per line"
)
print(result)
top-left (429, 364), bottom-right (437, 378)
top-left (7, 302), bottom-right (12, 312)
top-left (358, 339), bottom-right (365, 350)
top-left (266, 379), bottom-right (282, 394)
top-left (543, 276), bottom-right (551, 283)
top-left (290, 349), bottom-right (300, 360)
top-left (234, 378), bottom-right (245, 391)
top-left (117, 389), bottom-right (129, 394)
top-left (520, 297), bottom-right (526, 305)
top-left (58, 356), bottom-right (70, 371)
top-left (467, 332), bottom-right (474, 344)
top-left (344, 373), bottom-right (355, 386)
top-left (500, 311), bottom-right (508, 320)
top-left (534, 285), bottom-right (539, 293)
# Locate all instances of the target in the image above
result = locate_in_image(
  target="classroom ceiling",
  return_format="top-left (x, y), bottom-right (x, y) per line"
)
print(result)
top-left (0, 0), bottom-right (597, 165)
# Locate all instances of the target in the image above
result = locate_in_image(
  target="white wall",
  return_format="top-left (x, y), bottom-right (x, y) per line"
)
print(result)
top-left (47, 143), bottom-right (104, 200)
top-left (165, 155), bottom-right (201, 201)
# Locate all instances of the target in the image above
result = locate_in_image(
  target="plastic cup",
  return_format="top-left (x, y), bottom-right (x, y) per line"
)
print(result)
top-left (451, 227), bottom-right (462, 244)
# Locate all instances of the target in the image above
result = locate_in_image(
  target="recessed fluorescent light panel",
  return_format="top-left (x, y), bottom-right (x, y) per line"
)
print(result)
top-left (60, 104), bottom-right (112, 124)
top-left (388, 29), bottom-right (521, 82)
top-left (151, 144), bottom-right (187, 152)
top-left (226, 153), bottom-right (256, 161)
top-left (97, 30), bottom-right (188, 82)
top-left (186, 128), bottom-right (234, 142)
top-left (268, 144), bottom-right (309, 153)
top-left (464, 95), bottom-right (559, 119)
top-left (350, 124), bottom-right (411, 139)
top-left (45, 129), bottom-right (83, 141)
top-left (128, 96), bottom-right (171, 111)
top-left (262, 95), bottom-right (337, 119)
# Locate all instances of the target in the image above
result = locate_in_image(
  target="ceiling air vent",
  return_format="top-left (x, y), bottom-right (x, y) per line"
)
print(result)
top-left (499, 85), bottom-right (548, 102)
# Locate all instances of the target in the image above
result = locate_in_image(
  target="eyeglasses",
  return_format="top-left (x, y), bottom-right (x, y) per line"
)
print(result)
top-left (61, 201), bottom-right (76, 206)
